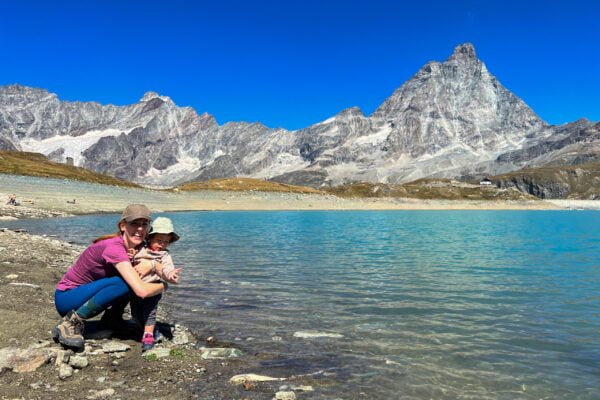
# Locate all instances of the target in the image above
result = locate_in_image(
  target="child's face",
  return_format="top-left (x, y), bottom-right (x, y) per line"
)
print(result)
top-left (148, 233), bottom-right (172, 251)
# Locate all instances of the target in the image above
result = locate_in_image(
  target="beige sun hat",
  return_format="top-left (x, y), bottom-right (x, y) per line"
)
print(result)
top-left (149, 217), bottom-right (180, 242)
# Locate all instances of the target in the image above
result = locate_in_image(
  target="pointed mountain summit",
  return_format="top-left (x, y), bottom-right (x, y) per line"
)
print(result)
top-left (371, 43), bottom-right (546, 159)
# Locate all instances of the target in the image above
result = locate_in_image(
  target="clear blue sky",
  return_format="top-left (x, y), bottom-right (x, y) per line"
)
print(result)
top-left (0, 0), bottom-right (598, 130)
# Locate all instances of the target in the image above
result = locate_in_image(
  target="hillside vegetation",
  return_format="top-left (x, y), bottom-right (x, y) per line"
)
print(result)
top-left (176, 177), bottom-right (324, 194)
top-left (492, 163), bottom-right (600, 199)
top-left (0, 151), bottom-right (140, 188)
top-left (326, 179), bottom-right (538, 200)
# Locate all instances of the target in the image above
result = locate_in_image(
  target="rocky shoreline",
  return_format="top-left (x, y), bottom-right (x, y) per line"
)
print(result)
top-left (1, 176), bottom-right (598, 399)
top-left (0, 227), bottom-right (317, 400)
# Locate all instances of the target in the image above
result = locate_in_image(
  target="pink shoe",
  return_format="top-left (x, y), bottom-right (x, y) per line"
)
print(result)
top-left (141, 332), bottom-right (155, 351)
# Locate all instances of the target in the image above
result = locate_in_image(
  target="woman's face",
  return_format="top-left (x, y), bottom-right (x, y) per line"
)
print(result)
top-left (120, 218), bottom-right (150, 248)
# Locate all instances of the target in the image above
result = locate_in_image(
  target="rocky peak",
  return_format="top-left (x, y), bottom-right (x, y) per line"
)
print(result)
top-left (371, 42), bottom-right (545, 158)
top-left (336, 107), bottom-right (365, 119)
top-left (448, 43), bottom-right (477, 62)
top-left (0, 84), bottom-right (56, 105)
top-left (140, 91), bottom-right (173, 104)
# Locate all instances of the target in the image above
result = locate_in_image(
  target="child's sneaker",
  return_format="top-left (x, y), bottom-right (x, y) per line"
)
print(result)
top-left (141, 332), bottom-right (155, 352)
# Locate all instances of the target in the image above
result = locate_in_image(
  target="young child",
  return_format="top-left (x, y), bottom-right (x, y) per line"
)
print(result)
top-left (131, 216), bottom-right (183, 351)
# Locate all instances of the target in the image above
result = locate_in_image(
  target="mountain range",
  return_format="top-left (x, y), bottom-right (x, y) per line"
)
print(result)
top-left (0, 43), bottom-right (598, 188)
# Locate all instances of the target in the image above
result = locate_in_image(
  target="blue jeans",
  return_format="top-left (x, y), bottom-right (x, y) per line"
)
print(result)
top-left (55, 276), bottom-right (131, 318)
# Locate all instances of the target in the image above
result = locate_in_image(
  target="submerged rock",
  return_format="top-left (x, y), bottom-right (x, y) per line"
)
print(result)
top-left (293, 331), bottom-right (343, 339)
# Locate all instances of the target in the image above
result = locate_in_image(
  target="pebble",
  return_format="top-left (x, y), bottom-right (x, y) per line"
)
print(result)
top-left (290, 385), bottom-right (314, 392)
top-left (274, 391), bottom-right (296, 400)
top-left (172, 329), bottom-right (189, 345)
top-left (8, 282), bottom-right (41, 289)
top-left (69, 355), bottom-right (89, 369)
top-left (86, 388), bottom-right (115, 400)
top-left (5, 274), bottom-right (18, 279)
top-left (59, 363), bottom-right (73, 380)
top-left (55, 349), bottom-right (71, 366)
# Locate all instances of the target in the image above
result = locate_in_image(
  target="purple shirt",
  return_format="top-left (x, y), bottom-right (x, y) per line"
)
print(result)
top-left (56, 235), bottom-right (131, 291)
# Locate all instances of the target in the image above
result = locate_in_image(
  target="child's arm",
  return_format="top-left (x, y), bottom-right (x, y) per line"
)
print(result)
top-left (156, 253), bottom-right (182, 284)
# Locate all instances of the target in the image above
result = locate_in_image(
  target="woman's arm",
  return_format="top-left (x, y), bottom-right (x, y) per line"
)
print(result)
top-left (114, 261), bottom-right (165, 298)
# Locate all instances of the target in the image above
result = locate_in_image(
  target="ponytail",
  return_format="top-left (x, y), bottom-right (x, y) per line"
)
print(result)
top-left (93, 232), bottom-right (121, 243)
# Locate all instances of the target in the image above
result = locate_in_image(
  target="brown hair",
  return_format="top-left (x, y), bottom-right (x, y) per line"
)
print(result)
top-left (92, 219), bottom-right (128, 243)
top-left (93, 232), bottom-right (121, 243)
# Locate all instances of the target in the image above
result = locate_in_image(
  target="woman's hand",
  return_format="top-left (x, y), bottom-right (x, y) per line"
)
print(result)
top-left (134, 259), bottom-right (154, 278)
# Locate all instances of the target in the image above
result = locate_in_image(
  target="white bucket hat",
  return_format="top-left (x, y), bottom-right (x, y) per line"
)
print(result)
top-left (149, 217), bottom-right (180, 242)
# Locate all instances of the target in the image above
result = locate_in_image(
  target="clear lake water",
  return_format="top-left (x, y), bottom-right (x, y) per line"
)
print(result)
top-left (3, 210), bottom-right (599, 399)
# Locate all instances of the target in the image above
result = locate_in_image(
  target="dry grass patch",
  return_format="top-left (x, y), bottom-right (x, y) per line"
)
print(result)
top-left (0, 151), bottom-right (140, 188)
top-left (326, 179), bottom-right (537, 200)
top-left (176, 177), bottom-right (324, 194)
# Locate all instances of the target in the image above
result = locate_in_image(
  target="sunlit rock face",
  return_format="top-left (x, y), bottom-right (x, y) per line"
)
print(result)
top-left (0, 44), bottom-right (597, 187)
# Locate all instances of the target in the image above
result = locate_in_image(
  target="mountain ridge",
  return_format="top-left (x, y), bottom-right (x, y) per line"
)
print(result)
top-left (0, 44), bottom-right (597, 188)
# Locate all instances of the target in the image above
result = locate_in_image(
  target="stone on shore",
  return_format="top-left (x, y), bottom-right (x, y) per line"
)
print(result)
top-left (172, 327), bottom-right (190, 345)
top-left (69, 355), bottom-right (89, 368)
top-left (142, 348), bottom-right (171, 359)
top-left (229, 373), bottom-right (285, 385)
top-left (86, 388), bottom-right (115, 399)
top-left (59, 363), bottom-right (74, 380)
top-left (101, 342), bottom-right (131, 353)
top-left (0, 346), bottom-right (57, 374)
top-left (201, 347), bottom-right (243, 359)
top-left (274, 391), bottom-right (296, 400)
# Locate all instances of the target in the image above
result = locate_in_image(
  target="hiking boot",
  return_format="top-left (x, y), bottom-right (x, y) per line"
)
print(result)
top-left (141, 332), bottom-right (155, 352)
top-left (51, 311), bottom-right (85, 352)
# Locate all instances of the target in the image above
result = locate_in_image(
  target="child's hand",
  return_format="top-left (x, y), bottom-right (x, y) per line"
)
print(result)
top-left (127, 248), bottom-right (136, 260)
top-left (168, 268), bottom-right (183, 284)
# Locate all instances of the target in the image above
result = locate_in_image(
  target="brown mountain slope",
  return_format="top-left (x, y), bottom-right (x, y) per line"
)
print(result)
top-left (0, 151), bottom-right (140, 188)
top-left (491, 163), bottom-right (600, 199)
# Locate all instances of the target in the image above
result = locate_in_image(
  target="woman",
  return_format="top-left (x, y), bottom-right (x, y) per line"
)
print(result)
top-left (52, 204), bottom-right (166, 352)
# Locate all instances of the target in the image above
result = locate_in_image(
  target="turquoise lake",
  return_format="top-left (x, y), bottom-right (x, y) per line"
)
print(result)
top-left (5, 210), bottom-right (599, 399)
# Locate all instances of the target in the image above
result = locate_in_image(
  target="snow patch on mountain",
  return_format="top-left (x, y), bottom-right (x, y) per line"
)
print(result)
top-left (352, 125), bottom-right (391, 146)
top-left (20, 128), bottom-right (126, 165)
top-left (142, 153), bottom-right (203, 184)
top-left (253, 152), bottom-right (310, 179)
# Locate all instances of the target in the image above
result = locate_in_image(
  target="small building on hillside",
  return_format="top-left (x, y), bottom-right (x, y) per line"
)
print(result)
top-left (479, 177), bottom-right (492, 186)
